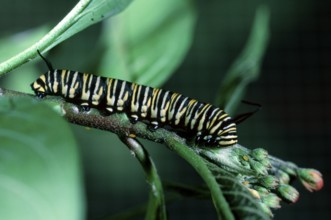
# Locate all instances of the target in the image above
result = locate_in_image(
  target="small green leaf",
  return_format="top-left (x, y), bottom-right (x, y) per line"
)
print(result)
top-left (215, 5), bottom-right (270, 113)
top-left (0, 97), bottom-right (84, 220)
top-left (98, 0), bottom-right (196, 87)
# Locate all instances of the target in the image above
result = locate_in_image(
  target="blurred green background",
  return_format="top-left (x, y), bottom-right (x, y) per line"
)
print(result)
top-left (0, 0), bottom-right (330, 219)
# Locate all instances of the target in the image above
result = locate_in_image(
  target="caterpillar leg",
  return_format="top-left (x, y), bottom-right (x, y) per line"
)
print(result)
top-left (195, 132), bottom-right (218, 147)
top-left (106, 107), bottom-right (114, 113)
top-left (195, 131), bottom-right (204, 143)
top-left (148, 121), bottom-right (159, 132)
top-left (98, 107), bottom-right (114, 116)
top-left (35, 91), bottom-right (46, 99)
top-left (129, 114), bottom-right (139, 124)
top-left (80, 103), bottom-right (90, 112)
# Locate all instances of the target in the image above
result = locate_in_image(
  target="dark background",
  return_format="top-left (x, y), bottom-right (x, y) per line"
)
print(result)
top-left (0, 0), bottom-right (330, 219)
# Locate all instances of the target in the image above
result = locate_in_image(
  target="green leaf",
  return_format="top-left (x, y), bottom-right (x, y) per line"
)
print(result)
top-left (0, 97), bottom-right (84, 220)
top-left (98, 0), bottom-right (196, 87)
top-left (47, 0), bottom-right (133, 50)
top-left (0, 0), bottom-right (133, 75)
top-left (215, 6), bottom-right (270, 114)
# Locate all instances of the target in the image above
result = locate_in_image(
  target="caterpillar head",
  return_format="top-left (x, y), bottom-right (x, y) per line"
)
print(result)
top-left (31, 73), bottom-right (49, 98)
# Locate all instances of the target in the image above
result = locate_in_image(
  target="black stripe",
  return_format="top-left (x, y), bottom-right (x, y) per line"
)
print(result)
top-left (96, 76), bottom-right (107, 107)
top-left (49, 69), bottom-right (55, 93)
top-left (88, 74), bottom-right (98, 103)
top-left (55, 70), bottom-right (62, 95)
top-left (123, 81), bottom-right (134, 111)
top-left (66, 70), bottom-right (76, 98)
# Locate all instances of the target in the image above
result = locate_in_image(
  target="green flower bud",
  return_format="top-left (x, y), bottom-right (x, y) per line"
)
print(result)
top-left (259, 175), bottom-right (279, 189)
top-left (277, 184), bottom-right (300, 203)
top-left (259, 202), bottom-right (273, 217)
top-left (261, 193), bottom-right (281, 209)
top-left (247, 188), bottom-right (261, 199)
top-left (249, 160), bottom-right (268, 176)
top-left (276, 170), bottom-right (291, 184)
top-left (259, 158), bottom-right (272, 168)
top-left (240, 160), bottom-right (251, 169)
top-left (254, 186), bottom-right (269, 196)
top-left (252, 148), bottom-right (268, 160)
top-left (281, 162), bottom-right (297, 176)
top-left (297, 168), bottom-right (324, 192)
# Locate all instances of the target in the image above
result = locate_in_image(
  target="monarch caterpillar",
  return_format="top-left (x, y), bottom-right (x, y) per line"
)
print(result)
top-left (31, 53), bottom-right (238, 147)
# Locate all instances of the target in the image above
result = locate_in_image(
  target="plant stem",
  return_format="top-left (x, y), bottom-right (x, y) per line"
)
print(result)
top-left (118, 136), bottom-right (167, 220)
top-left (0, 0), bottom-right (92, 76)
top-left (166, 139), bottom-right (235, 220)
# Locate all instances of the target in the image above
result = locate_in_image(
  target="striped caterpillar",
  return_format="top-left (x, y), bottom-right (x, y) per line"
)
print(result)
top-left (31, 55), bottom-right (238, 147)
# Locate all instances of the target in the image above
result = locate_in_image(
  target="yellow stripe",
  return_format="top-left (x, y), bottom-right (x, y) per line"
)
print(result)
top-left (185, 100), bottom-right (198, 126)
top-left (106, 78), bottom-right (113, 106)
top-left (61, 70), bottom-right (68, 96)
top-left (141, 87), bottom-right (150, 117)
top-left (219, 139), bottom-right (237, 146)
top-left (53, 71), bottom-right (58, 93)
top-left (151, 89), bottom-right (160, 119)
top-left (218, 127), bottom-right (237, 135)
top-left (110, 79), bottom-right (117, 106)
top-left (92, 77), bottom-right (103, 105)
top-left (131, 84), bottom-right (139, 113)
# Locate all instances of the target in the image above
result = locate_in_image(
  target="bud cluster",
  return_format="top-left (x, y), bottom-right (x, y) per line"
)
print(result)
top-left (234, 147), bottom-right (271, 175)
top-left (240, 174), bottom-right (300, 217)
top-left (196, 144), bottom-right (323, 217)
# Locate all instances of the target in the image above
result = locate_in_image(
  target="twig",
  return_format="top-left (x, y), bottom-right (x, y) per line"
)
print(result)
top-left (118, 135), bottom-right (167, 220)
